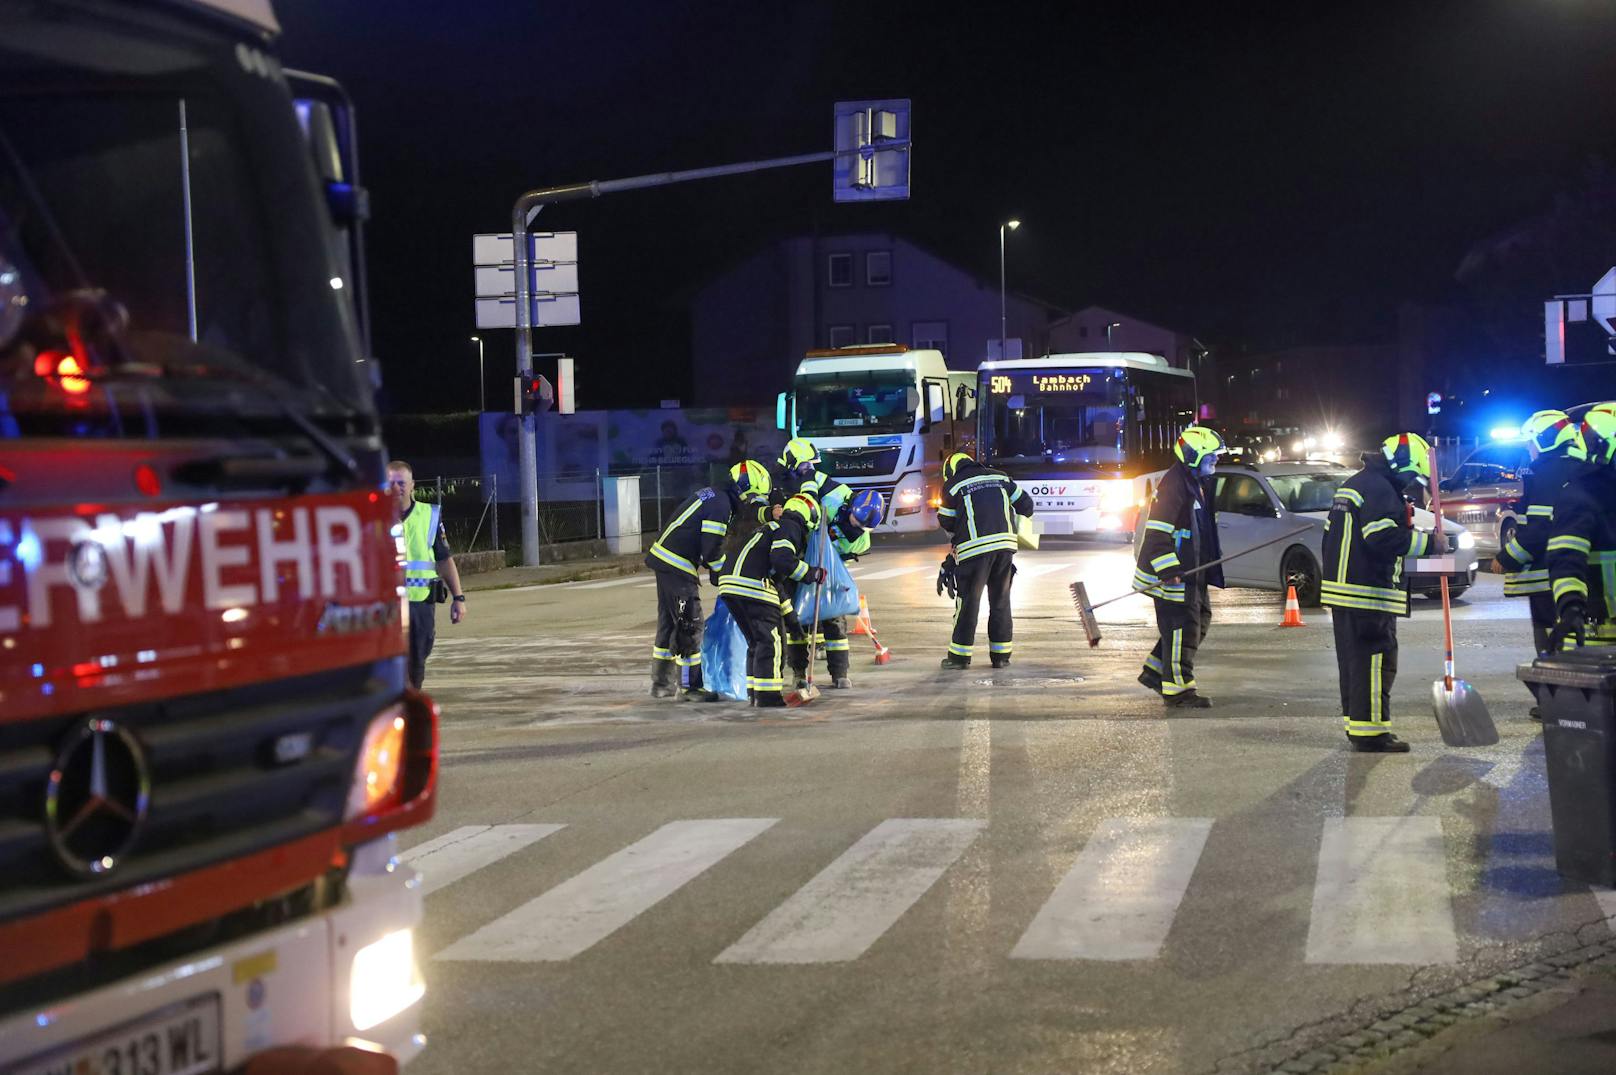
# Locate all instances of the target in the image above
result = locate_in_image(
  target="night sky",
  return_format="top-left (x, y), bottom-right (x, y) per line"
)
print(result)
top-left (275, 1), bottom-right (1616, 414)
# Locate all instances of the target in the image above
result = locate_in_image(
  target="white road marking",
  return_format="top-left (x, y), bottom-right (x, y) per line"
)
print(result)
top-left (715, 818), bottom-right (985, 964)
top-left (400, 824), bottom-right (565, 897)
top-left (1010, 817), bottom-right (1212, 961)
top-left (857, 564), bottom-right (935, 581)
top-left (1595, 888), bottom-right (1616, 926)
top-left (1305, 816), bottom-right (1458, 965)
top-left (436, 818), bottom-right (777, 962)
top-left (1013, 560), bottom-right (1075, 581)
top-left (568, 575), bottom-right (652, 590)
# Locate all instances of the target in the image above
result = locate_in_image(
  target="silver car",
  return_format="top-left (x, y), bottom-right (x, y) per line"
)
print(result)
top-left (1206, 462), bottom-right (1478, 606)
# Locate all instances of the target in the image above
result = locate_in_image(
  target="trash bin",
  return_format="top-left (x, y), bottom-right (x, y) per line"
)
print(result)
top-left (1518, 649), bottom-right (1616, 887)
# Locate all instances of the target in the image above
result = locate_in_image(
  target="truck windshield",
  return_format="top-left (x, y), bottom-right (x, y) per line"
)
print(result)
top-left (0, 5), bottom-right (369, 435)
top-left (794, 370), bottom-right (917, 437)
top-left (981, 370), bottom-right (1126, 469)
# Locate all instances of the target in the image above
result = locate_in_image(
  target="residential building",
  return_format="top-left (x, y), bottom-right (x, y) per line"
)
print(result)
top-left (689, 232), bottom-right (1060, 407)
top-left (1047, 305), bottom-right (1198, 368)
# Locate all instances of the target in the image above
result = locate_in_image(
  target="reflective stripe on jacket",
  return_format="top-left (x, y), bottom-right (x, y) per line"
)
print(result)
top-left (647, 485), bottom-right (736, 577)
top-left (1546, 467), bottom-right (1616, 622)
top-left (1135, 462), bottom-right (1222, 603)
top-left (402, 501), bottom-right (441, 603)
top-left (1320, 456), bottom-right (1428, 616)
top-left (937, 460), bottom-right (1031, 561)
top-left (1496, 450), bottom-right (1586, 597)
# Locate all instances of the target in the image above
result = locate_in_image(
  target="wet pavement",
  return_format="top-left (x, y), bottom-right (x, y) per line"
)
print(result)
top-left (403, 538), bottom-right (1616, 1074)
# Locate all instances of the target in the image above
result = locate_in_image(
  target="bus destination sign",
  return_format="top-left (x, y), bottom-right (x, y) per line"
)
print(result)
top-left (989, 372), bottom-right (1096, 394)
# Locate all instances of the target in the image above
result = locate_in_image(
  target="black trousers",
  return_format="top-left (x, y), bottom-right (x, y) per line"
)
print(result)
top-left (950, 549), bottom-right (1015, 660)
top-left (788, 615), bottom-right (850, 677)
top-left (653, 568), bottom-right (705, 689)
top-left (1529, 592), bottom-right (1555, 657)
top-left (407, 599), bottom-right (435, 690)
top-left (721, 594), bottom-right (785, 697)
top-left (1331, 607), bottom-right (1398, 738)
top-left (1143, 584), bottom-right (1211, 697)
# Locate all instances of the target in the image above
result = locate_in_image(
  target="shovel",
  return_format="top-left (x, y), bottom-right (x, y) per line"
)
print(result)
top-left (786, 523), bottom-right (828, 707)
top-left (1070, 526), bottom-right (1313, 647)
top-left (1426, 458), bottom-right (1499, 747)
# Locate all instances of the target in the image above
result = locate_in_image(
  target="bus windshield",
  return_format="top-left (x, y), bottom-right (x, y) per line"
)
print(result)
top-left (981, 369), bottom-right (1126, 472)
top-left (795, 369), bottom-right (918, 437)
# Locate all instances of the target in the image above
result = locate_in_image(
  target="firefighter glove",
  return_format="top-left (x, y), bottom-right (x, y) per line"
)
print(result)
top-left (1548, 600), bottom-right (1587, 654)
top-left (937, 554), bottom-right (959, 600)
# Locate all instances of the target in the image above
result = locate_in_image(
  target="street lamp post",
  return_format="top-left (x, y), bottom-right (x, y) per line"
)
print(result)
top-left (469, 335), bottom-right (485, 412)
top-left (999, 219), bottom-right (1020, 357)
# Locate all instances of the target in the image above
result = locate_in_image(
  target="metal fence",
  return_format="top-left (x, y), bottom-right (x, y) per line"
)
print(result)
top-left (416, 463), bottom-right (735, 558)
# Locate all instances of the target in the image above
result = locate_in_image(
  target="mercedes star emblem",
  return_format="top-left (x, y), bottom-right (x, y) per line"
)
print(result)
top-left (44, 717), bottom-right (151, 878)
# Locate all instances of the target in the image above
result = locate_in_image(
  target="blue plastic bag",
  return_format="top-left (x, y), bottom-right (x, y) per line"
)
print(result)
top-left (700, 599), bottom-right (751, 701)
top-left (793, 529), bottom-right (861, 622)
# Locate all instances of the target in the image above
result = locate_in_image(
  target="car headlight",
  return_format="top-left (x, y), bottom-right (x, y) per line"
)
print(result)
top-left (350, 928), bottom-right (425, 1031)
top-left (1456, 530), bottom-right (1475, 550)
top-left (346, 705), bottom-right (407, 821)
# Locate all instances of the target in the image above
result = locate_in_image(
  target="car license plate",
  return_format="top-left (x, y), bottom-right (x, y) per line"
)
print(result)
top-left (6, 996), bottom-right (220, 1075)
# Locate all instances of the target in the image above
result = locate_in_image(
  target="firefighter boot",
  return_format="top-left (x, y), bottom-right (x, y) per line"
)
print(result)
top-left (1164, 691), bottom-right (1212, 709)
top-left (990, 655), bottom-right (1011, 669)
top-left (1349, 733), bottom-right (1411, 754)
top-left (939, 654), bottom-right (972, 671)
top-left (650, 659), bottom-right (678, 699)
top-left (679, 664), bottom-right (720, 703)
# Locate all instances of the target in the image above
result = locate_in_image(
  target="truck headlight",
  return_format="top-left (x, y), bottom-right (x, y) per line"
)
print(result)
top-left (346, 705), bottom-right (407, 821)
top-left (350, 928), bottom-right (425, 1031)
top-left (895, 485), bottom-right (925, 516)
top-left (1456, 530), bottom-right (1475, 550)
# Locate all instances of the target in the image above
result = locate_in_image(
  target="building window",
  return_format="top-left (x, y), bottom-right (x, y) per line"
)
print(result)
top-left (911, 320), bottom-right (947, 356)
top-left (865, 251), bottom-right (892, 286)
top-left (1276, 387), bottom-right (1290, 401)
top-left (827, 253), bottom-right (853, 288)
top-left (827, 324), bottom-right (855, 349)
top-left (868, 323), bottom-right (894, 344)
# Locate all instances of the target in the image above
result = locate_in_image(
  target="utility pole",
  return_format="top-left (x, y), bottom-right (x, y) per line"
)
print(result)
top-left (469, 335), bottom-right (484, 412)
top-left (999, 219), bottom-right (1020, 356)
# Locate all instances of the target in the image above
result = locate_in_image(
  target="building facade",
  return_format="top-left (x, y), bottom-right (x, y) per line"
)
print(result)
top-left (1046, 305), bottom-right (1198, 368)
top-left (690, 232), bottom-right (1059, 407)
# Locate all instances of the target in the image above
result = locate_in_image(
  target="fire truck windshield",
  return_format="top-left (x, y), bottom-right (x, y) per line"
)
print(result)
top-left (0, 5), bottom-right (370, 434)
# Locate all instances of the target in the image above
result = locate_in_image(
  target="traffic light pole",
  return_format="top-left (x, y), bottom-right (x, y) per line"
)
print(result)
top-left (508, 141), bottom-right (910, 567)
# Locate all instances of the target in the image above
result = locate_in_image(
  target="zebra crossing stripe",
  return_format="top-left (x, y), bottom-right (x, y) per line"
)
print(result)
top-left (569, 575), bottom-right (650, 590)
top-left (1010, 817), bottom-right (1212, 961)
top-left (1011, 560), bottom-right (1074, 580)
top-left (858, 564), bottom-right (936, 581)
top-left (399, 824), bottom-right (565, 897)
top-left (435, 818), bottom-right (778, 963)
top-left (1305, 816), bottom-right (1457, 965)
top-left (715, 819), bottom-right (985, 964)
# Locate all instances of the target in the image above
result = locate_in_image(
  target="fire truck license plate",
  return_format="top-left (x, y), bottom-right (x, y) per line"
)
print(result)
top-left (7, 996), bottom-right (220, 1075)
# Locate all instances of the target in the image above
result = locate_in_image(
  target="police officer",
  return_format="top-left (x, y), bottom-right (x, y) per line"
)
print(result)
top-left (1135, 425), bottom-right (1226, 708)
top-left (1545, 406), bottom-right (1616, 652)
top-left (937, 452), bottom-right (1033, 669)
top-left (1321, 434), bottom-right (1438, 753)
top-left (390, 460), bottom-right (466, 690)
top-left (787, 483), bottom-right (885, 690)
top-left (718, 493), bottom-right (825, 708)
top-left (645, 459), bottom-right (771, 701)
top-left (1492, 409), bottom-right (1587, 711)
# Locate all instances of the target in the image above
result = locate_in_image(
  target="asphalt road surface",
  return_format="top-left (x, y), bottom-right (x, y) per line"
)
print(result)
top-left (402, 539), bottom-right (1615, 1075)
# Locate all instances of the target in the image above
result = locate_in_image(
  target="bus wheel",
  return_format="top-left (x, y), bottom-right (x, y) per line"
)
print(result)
top-left (1282, 547), bottom-right (1321, 607)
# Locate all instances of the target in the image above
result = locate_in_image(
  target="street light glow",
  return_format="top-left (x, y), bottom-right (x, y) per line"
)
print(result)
top-left (1006, 219), bottom-right (1021, 230)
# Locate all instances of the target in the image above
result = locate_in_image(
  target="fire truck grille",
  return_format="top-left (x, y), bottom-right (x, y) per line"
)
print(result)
top-left (0, 659), bottom-right (402, 923)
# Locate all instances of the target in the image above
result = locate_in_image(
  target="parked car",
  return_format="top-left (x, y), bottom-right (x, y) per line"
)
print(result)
top-left (1154, 462), bottom-right (1478, 606)
top-left (1437, 441), bottom-right (1529, 554)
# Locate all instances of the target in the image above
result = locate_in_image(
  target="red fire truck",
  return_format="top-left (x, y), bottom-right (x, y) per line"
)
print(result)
top-left (0, 2), bottom-right (437, 1071)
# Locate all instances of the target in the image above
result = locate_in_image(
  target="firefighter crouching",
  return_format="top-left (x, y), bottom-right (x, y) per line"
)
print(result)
top-left (646, 459), bottom-right (772, 701)
top-left (1321, 433), bottom-right (1439, 753)
top-left (761, 437), bottom-right (822, 521)
top-left (1491, 409), bottom-right (1588, 713)
top-left (937, 452), bottom-right (1033, 670)
top-left (1135, 425), bottom-right (1226, 708)
top-left (788, 481), bottom-right (885, 690)
top-left (719, 493), bottom-right (826, 708)
top-left (1544, 406), bottom-right (1616, 653)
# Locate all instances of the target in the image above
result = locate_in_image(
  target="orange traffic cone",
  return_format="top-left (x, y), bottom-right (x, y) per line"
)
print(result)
top-left (850, 595), bottom-right (872, 636)
top-left (1280, 585), bottom-right (1306, 628)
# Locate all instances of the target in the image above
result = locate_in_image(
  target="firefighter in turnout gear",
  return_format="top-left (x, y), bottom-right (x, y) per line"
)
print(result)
top-left (1321, 433), bottom-right (1437, 752)
top-left (787, 482), bottom-right (885, 690)
top-left (645, 459), bottom-right (771, 700)
top-left (719, 492), bottom-right (825, 708)
top-left (1135, 425), bottom-right (1226, 708)
top-left (757, 437), bottom-right (822, 523)
top-left (937, 452), bottom-right (1033, 669)
top-left (1492, 409), bottom-right (1588, 712)
top-left (1544, 406), bottom-right (1616, 654)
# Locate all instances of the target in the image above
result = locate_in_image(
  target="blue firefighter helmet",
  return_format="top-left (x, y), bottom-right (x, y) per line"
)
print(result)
top-left (848, 488), bottom-right (885, 531)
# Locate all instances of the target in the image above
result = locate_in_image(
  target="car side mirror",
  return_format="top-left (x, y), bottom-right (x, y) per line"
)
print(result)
top-left (1241, 502), bottom-right (1278, 518)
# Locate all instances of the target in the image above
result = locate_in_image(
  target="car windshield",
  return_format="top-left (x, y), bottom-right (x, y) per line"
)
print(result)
top-left (981, 371), bottom-right (1126, 468)
top-left (794, 370), bottom-right (917, 436)
top-left (1266, 471), bottom-right (1352, 513)
top-left (0, 5), bottom-right (370, 437)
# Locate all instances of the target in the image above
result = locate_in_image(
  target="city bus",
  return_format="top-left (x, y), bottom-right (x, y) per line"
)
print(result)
top-left (778, 345), bottom-right (975, 532)
top-left (977, 352), bottom-right (1198, 537)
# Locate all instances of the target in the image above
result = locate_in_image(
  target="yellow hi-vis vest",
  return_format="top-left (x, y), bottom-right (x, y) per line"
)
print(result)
top-left (402, 501), bottom-right (441, 603)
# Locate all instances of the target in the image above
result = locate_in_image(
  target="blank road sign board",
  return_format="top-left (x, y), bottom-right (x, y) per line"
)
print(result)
top-left (472, 232), bottom-right (578, 268)
top-left (475, 294), bottom-right (582, 329)
top-left (473, 231), bottom-right (580, 327)
top-left (833, 98), bottom-right (911, 203)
